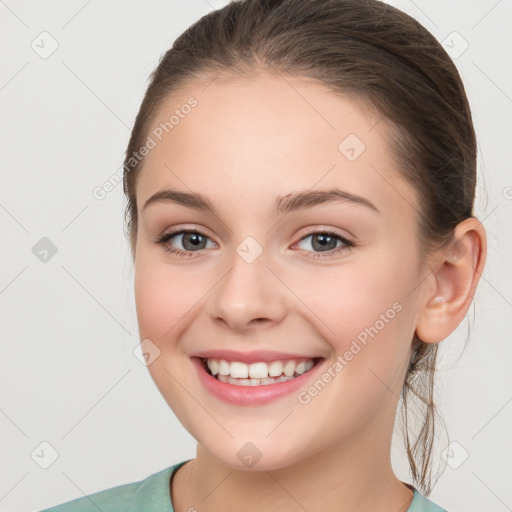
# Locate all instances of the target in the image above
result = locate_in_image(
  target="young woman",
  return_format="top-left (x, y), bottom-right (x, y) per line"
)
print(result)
top-left (40, 0), bottom-right (487, 510)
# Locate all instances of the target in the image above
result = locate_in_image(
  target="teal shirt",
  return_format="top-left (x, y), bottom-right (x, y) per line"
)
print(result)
top-left (39, 460), bottom-right (448, 511)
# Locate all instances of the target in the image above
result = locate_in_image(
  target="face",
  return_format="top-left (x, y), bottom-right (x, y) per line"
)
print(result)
top-left (133, 70), bottom-right (433, 471)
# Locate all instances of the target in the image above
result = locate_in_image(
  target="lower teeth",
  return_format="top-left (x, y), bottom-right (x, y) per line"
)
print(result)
top-left (216, 374), bottom-right (296, 386)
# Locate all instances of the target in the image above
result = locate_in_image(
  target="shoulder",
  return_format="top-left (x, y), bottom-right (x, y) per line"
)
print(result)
top-left (38, 461), bottom-right (189, 512)
top-left (408, 489), bottom-right (450, 512)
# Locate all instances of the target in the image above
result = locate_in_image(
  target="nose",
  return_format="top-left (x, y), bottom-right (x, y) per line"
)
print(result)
top-left (206, 247), bottom-right (287, 334)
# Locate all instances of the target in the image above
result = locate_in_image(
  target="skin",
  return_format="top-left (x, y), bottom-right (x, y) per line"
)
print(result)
top-left (132, 69), bottom-right (486, 512)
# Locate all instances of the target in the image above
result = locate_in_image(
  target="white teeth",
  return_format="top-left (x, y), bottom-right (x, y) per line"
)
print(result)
top-left (208, 359), bottom-right (219, 375)
top-left (268, 361), bottom-right (283, 377)
top-left (230, 361), bottom-right (249, 378)
top-left (283, 360), bottom-right (296, 377)
top-left (218, 359), bottom-right (230, 376)
top-left (249, 362), bottom-right (268, 379)
top-left (295, 361), bottom-right (306, 375)
top-left (205, 357), bottom-right (317, 384)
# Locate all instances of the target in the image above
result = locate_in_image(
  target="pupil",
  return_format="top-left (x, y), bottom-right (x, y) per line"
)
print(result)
top-left (314, 234), bottom-right (336, 251)
top-left (185, 233), bottom-right (204, 249)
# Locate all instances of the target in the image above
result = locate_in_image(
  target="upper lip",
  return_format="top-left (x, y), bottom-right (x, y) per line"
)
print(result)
top-left (191, 350), bottom-right (321, 364)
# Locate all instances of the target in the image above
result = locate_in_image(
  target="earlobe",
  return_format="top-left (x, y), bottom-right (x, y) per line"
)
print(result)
top-left (415, 217), bottom-right (487, 344)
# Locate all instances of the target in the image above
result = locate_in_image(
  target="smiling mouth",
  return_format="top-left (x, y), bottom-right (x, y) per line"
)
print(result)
top-left (200, 357), bottom-right (323, 386)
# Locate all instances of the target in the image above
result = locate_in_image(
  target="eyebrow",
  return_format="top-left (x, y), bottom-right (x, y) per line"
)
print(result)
top-left (142, 188), bottom-right (380, 216)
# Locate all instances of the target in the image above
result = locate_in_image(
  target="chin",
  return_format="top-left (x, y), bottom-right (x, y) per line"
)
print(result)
top-left (202, 438), bottom-right (310, 473)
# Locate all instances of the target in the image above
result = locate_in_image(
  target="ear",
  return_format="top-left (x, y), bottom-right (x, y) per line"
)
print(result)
top-left (415, 217), bottom-right (487, 344)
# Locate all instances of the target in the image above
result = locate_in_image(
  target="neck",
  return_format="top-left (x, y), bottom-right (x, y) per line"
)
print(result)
top-left (171, 415), bottom-right (414, 512)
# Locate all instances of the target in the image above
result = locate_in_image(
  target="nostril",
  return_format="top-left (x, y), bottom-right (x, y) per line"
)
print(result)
top-left (250, 318), bottom-right (269, 326)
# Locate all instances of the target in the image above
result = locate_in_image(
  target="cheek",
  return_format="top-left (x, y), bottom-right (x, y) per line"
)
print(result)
top-left (292, 265), bottom-right (415, 432)
top-left (292, 248), bottom-right (418, 379)
top-left (134, 257), bottom-right (202, 341)
top-left (344, 276), bottom-right (418, 393)
top-left (299, 259), bottom-right (411, 338)
top-left (133, 259), bottom-right (198, 420)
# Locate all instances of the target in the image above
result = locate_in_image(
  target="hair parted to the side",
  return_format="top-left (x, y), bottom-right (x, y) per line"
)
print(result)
top-left (122, 0), bottom-right (478, 496)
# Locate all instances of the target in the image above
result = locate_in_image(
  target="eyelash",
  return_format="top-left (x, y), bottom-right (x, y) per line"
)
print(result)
top-left (153, 228), bottom-right (354, 259)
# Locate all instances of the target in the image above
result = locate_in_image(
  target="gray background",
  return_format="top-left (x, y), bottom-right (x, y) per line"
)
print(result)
top-left (1, 1), bottom-right (511, 511)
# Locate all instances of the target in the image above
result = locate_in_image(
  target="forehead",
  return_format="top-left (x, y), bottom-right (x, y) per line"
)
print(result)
top-left (136, 70), bottom-right (417, 218)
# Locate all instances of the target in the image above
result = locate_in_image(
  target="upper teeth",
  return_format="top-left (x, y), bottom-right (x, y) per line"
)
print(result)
top-left (206, 358), bottom-right (315, 379)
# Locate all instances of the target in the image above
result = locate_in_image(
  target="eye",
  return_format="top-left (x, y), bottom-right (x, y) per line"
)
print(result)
top-left (153, 228), bottom-right (354, 259)
top-left (153, 229), bottom-right (217, 257)
top-left (294, 230), bottom-right (354, 258)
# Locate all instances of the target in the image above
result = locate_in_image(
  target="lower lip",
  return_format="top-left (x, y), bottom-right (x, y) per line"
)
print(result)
top-left (192, 357), bottom-right (324, 406)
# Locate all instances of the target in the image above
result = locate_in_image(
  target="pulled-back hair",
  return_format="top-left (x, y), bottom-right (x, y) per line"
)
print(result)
top-left (123, 0), bottom-right (478, 495)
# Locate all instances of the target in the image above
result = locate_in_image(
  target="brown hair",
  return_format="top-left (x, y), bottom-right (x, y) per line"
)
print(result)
top-left (123, 0), bottom-right (477, 495)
